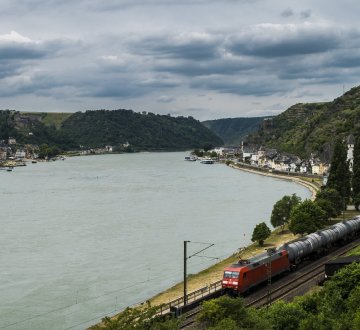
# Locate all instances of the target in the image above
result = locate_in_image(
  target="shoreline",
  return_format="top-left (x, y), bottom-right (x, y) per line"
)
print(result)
top-left (228, 163), bottom-right (320, 200)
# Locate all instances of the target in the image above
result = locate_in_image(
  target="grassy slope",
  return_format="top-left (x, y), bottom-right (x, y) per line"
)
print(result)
top-left (21, 112), bottom-right (72, 129)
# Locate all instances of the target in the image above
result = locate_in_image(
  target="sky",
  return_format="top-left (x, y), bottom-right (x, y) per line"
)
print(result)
top-left (0, 0), bottom-right (359, 120)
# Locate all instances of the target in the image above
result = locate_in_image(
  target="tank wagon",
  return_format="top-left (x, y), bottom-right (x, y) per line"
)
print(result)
top-left (222, 216), bottom-right (360, 295)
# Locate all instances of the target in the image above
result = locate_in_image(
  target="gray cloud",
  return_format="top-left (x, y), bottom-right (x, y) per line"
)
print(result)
top-left (190, 76), bottom-right (291, 96)
top-left (300, 9), bottom-right (312, 18)
top-left (0, 1), bottom-right (359, 119)
top-left (228, 24), bottom-right (342, 57)
top-left (128, 33), bottom-right (221, 60)
top-left (281, 8), bottom-right (294, 18)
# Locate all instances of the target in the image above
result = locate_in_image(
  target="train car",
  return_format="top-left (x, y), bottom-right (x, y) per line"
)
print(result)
top-left (222, 249), bottom-right (290, 295)
top-left (281, 217), bottom-right (360, 266)
top-left (222, 217), bottom-right (360, 296)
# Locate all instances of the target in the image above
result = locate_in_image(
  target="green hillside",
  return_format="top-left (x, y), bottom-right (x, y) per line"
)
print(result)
top-left (60, 110), bottom-right (223, 150)
top-left (0, 109), bottom-right (223, 151)
top-left (246, 85), bottom-right (360, 160)
top-left (203, 116), bottom-right (270, 146)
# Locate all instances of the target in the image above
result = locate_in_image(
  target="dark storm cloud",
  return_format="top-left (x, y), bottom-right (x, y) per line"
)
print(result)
top-left (85, 76), bottom-right (179, 98)
top-left (128, 33), bottom-right (221, 60)
top-left (0, 44), bottom-right (46, 60)
top-left (227, 24), bottom-right (342, 57)
top-left (190, 76), bottom-right (291, 96)
top-left (154, 57), bottom-right (255, 76)
top-left (300, 9), bottom-right (312, 18)
top-left (0, 71), bottom-right (65, 97)
top-left (0, 63), bottom-right (22, 79)
top-left (281, 8), bottom-right (294, 18)
top-left (327, 51), bottom-right (360, 68)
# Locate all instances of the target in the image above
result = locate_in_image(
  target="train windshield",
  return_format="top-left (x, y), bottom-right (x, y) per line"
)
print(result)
top-left (223, 271), bottom-right (240, 279)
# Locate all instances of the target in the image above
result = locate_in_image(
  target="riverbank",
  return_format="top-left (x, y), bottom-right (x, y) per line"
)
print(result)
top-left (228, 163), bottom-right (321, 200)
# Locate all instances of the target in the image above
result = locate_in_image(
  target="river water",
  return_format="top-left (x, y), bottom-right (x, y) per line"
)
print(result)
top-left (0, 152), bottom-right (311, 330)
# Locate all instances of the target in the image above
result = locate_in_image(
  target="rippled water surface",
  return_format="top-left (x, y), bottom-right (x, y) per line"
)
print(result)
top-left (0, 152), bottom-right (311, 329)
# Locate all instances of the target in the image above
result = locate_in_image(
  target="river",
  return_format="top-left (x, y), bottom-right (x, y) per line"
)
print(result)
top-left (0, 152), bottom-right (311, 330)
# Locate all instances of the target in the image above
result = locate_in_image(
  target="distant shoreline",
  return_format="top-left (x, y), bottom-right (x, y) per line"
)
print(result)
top-left (228, 163), bottom-right (320, 200)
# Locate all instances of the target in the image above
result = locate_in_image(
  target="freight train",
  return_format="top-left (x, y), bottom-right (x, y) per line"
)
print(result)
top-left (222, 216), bottom-right (360, 295)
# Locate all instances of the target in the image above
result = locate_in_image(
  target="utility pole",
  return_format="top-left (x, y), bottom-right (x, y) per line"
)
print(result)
top-left (183, 241), bottom-right (215, 306)
top-left (184, 240), bottom-right (189, 306)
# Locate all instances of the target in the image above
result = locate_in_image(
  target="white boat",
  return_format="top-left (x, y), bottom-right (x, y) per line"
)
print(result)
top-left (184, 156), bottom-right (197, 161)
top-left (200, 159), bottom-right (215, 164)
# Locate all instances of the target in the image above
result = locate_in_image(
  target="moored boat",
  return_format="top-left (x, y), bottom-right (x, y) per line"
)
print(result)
top-left (200, 159), bottom-right (215, 164)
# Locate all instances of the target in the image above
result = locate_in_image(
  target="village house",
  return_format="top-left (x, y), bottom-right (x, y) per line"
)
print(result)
top-left (14, 149), bottom-right (26, 159)
top-left (0, 147), bottom-right (7, 160)
top-left (8, 137), bottom-right (16, 144)
top-left (347, 134), bottom-right (355, 172)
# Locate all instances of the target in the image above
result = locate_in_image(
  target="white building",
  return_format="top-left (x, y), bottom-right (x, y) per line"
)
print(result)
top-left (347, 135), bottom-right (355, 172)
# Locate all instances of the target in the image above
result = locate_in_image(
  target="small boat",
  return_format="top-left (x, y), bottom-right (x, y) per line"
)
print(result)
top-left (184, 156), bottom-right (197, 161)
top-left (32, 160), bottom-right (37, 164)
top-left (0, 166), bottom-right (13, 172)
top-left (200, 159), bottom-right (215, 164)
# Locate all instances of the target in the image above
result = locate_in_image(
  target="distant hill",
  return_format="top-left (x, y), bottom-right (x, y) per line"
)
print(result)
top-left (245, 85), bottom-right (360, 161)
top-left (202, 116), bottom-right (270, 146)
top-left (0, 109), bottom-right (223, 151)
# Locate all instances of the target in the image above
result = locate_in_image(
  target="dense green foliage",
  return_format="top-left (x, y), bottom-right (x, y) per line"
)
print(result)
top-left (203, 116), bottom-right (269, 146)
top-left (327, 138), bottom-right (351, 205)
top-left (197, 263), bottom-right (360, 329)
top-left (0, 109), bottom-right (223, 152)
top-left (288, 200), bottom-right (327, 235)
top-left (315, 188), bottom-right (343, 216)
top-left (61, 110), bottom-right (223, 150)
top-left (353, 137), bottom-right (360, 210)
top-left (251, 222), bottom-right (271, 246)
top-left (246, 85), bottom-right (360, 160)
top-left (0, 110), bottom-right (18, 140)
top-left (270, 194), bottom-right (301, 231)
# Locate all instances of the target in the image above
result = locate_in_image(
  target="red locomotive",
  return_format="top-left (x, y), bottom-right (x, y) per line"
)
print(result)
top-left (222, 249), bottom-right (290, 295)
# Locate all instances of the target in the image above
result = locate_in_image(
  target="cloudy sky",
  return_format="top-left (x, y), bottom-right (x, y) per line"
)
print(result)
top-left (0, 0), bottom-right (359, 120)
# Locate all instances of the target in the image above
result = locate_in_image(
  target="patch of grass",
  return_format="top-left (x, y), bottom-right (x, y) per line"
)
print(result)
top-left (40, 112), bottom-right (72, 129)
top-left (347, 245), bottom-right (360, 256)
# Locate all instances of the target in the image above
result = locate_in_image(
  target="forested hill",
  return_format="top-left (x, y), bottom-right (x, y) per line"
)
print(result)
top-left (60, 110), bottom-right (223, 150)
top-left (0, 109), bottom-right (223, 151)
top-left (245, 85), bottom-right (360, 161)
top-left (202, 116), bottom-right (270, 146)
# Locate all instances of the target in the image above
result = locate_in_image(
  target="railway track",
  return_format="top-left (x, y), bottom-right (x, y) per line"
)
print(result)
top-left (180, 237), bottom-right (360, 329)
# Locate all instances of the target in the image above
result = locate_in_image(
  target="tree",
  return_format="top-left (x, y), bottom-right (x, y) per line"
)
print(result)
top-left (327, 139), bottom-right (351, 207)
top-left (270, 194), bottom-right (301, 231)
top-left (264, 300), bottom-right (308, 330)
top-left (315, 198), bottom-right (337, 220)
top-left (353, 136), bottom-right (360, 210)
top-left (289, 200), bottom-right (327, 235)
top-left (251, 222), bottom-right (271, 246)
top-left (315, 188), bottom-right (342, 216)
